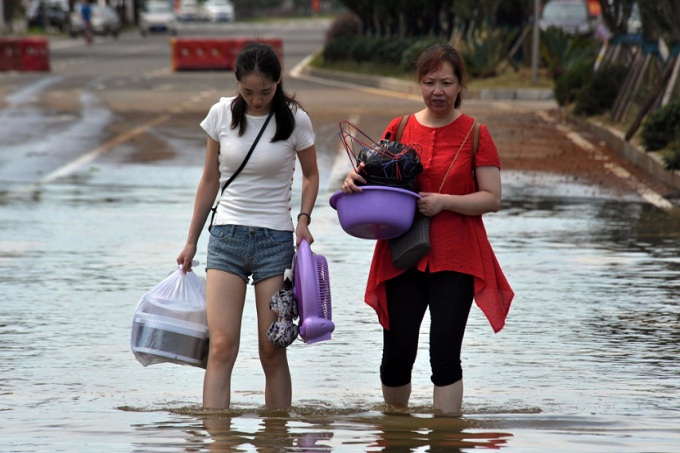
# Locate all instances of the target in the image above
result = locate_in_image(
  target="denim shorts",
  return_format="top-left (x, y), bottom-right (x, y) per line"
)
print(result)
top-left (207, 225), bottom-right (294, 284)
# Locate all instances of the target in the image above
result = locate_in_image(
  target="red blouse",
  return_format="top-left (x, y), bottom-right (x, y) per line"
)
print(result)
top-left (364, 113), bottom-right (514, 333)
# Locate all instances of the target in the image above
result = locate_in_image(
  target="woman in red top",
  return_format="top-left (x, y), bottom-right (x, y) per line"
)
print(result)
top-left (341, 44), bottom-right (514, 415)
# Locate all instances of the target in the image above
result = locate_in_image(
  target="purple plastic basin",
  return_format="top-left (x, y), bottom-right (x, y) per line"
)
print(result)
top-left (329, 186), bottom-right (421, 240)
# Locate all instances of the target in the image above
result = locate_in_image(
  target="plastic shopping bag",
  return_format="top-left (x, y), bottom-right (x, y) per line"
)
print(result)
top-left (130, 263), bottom-right (209, 368)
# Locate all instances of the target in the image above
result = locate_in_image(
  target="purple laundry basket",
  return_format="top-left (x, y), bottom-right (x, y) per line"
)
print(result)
top-left (329, 186), bottom-right (421, 240)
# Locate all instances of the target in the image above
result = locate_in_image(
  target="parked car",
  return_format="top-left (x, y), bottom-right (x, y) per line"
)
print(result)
top-left (539, 0), bottom-right (601, 36)
top-left (201, 0), bottom-right (234, 22)
top-left (69, 3), bottom-right (122, 38)
top-left (140, 1), bottom-right (178, 36)
top-left (175, 0), bottom-right (199, 21)
top-left (26, 0), bottom-right (70, 32)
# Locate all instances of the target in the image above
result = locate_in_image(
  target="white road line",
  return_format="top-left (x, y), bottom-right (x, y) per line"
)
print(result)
top-left (39, 114), bottom-right (171, 184)
top-left (4, 114), bottom-right (171, 199)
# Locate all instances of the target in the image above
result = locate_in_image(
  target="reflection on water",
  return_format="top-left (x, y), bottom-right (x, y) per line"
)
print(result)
top-left (1, 175), bottom-right (679, 452)
top-left (122, 407), bottom-right (514, 452)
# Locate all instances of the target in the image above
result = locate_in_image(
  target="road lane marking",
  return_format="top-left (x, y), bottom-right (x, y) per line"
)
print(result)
top-left (39, 114), bottom-right (171, 185)
top-left (3, 114), bottom-right (172, 200)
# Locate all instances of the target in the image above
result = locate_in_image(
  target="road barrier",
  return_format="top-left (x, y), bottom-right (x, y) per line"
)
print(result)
top-left (170, 38), bottom-right (283, 71)
top-left (0, 37), bottom-right (50, 72)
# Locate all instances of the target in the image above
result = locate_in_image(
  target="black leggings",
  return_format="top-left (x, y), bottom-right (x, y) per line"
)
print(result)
top-left (380, 268), bottom-right (474, 387)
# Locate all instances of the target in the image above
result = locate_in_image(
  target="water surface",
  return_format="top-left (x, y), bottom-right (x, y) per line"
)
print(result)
top-left (1, 162), bottom-right (679, 452)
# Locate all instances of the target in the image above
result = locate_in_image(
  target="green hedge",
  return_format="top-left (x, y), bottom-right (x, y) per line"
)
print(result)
top-left (573, 63), bottom-right (628, 116)
top-left (641, 98), bottom-right (680, 152)
top-left (322, 35), bottom-right (447, 73)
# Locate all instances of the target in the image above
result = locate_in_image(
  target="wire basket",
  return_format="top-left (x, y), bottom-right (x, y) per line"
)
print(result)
top-left (339, 120), bottom-right (423, 191)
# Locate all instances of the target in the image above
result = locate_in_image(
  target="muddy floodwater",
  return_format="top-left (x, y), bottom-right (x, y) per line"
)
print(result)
top-left (1, 138), bottom-right (679, 452)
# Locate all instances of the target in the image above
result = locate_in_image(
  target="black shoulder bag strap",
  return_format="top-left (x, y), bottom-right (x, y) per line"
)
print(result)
top-left (208, 109), bottom-right (274, 232)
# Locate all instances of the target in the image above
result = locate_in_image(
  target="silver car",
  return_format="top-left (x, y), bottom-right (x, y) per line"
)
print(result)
top-left (539, 0), bottom-right (600, 36)
top-left (201, 0), bottom-right (234, 22)
top-left (140, 1), bottom-right (179, 36)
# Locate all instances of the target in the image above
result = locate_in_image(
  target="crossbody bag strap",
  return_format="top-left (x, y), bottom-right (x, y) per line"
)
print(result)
top-left (394, 114), bottom-right (410, 142)
top-left (209, 109), bottom-right (274, 231)
top-left (438, 121), bottom-right (475, 193)
top-left (471, 121), bottom-right (481, 187)
top-left (471, 121), bottom-right (481, 170)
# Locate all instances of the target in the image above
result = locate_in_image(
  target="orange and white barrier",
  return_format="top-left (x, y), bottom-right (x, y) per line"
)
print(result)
top-left (0, 37), bottom-right (50, 72)
top-left (170, 37), bottom-right (283, 71)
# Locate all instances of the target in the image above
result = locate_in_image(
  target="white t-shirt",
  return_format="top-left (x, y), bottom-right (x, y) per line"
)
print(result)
top-left (200, 96), bottom-right (315, 231)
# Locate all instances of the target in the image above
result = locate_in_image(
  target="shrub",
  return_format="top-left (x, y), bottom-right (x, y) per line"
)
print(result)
top-left (322, 36), bottom-right (354, 62)
top-left (372, 38), bottom-right (412, 66)
top-left (541, 27), bottom-right (598, 79)
top-left (348, 36), bottom-right (377, 63)
top-left (553, 58), bottom-right (594, 106)
top-left (325, 13), bottom-right (361, 44)
top-left (462, 30), bottom-right (511, 78)
top-left (663, 141), bottom-right (680, 171)
top-left (640, 98), bottom-right (680, 151)
top-left (400, 37), bottom-right (446, 73)
top-left (573, 63), bottom-right (628, 116)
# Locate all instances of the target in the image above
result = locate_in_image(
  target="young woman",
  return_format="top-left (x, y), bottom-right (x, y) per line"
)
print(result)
top-left (341, 44), bottom-right (514, 415)
top-left (177, 43), bottom-right (319, 409)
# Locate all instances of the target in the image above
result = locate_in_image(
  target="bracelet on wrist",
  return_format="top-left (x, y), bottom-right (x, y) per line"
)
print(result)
top-left (297, 212), bottom-right (311, 224)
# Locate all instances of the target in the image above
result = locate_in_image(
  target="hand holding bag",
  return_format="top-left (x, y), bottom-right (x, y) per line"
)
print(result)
top-left (131, 263), bottom-right (209, 368)
top-left (389, 118), bottom-right (481, 268)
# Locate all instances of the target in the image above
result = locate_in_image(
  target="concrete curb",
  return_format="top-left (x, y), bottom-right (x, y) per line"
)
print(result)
top-left (300, 65), bottom-right (680, 195)
top-left (574, 117), bottom-right (680, 192)
top-left (300, 65), bottom-right (555, 101)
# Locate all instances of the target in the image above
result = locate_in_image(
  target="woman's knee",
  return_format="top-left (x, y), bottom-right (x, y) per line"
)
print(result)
top-left (380, 349), bottom-right (415, 387)
top-left (430, 363), bottom-right (463, 387)
top-left (208, 334), bottom-right (239, 365)
top-left (258, 341), bottom-right (287, 371)
top-left (380, 363), bottom-right (412, 387)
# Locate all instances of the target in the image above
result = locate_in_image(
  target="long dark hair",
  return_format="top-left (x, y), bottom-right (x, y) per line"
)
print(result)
top-left (231, 43), bottom-right (301, 141)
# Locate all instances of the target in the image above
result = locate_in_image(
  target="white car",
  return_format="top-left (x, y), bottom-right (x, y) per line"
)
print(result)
top-left (140, 1), bottom-right (178, 36)
top-left (539, 0), bottom-right (600, 36)
top-left (175, 0), bottom-right (199, 21)
top-left (202, 0), bottom-right (234, 22)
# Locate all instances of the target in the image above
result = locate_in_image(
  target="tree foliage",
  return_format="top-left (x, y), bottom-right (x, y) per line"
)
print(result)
top-left (597, 0), bottom-right (637, 37)
top-left (335, 0), bottom-right (545, 39)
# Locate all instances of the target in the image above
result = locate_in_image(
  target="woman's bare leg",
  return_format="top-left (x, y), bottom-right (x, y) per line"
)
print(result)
top-left (202, 270), bottom-right (247, 409)
top-left (433, 380), bottom-right (463, 415)
top-left (255, 275), bottom-right (291, 409)
top-left (382, 383), bottom-right (411, 408)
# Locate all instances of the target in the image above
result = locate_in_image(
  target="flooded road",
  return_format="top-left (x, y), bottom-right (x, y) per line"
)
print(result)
top-left (2, 20), bottom-right (680, 452)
